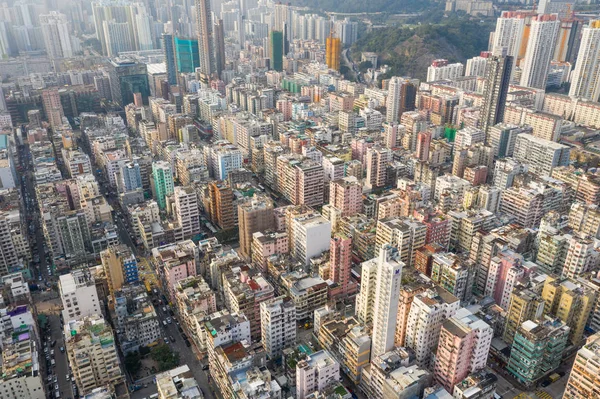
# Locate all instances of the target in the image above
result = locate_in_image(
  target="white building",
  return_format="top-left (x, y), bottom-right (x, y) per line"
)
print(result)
top-left (371, 246), bottom-right (404, 360)
top-left (568, 21), bottom-right (600, 102)
top-left (404, 287), bottom-right (461, 367)
top-left (465, 55), bottom-right (489, 77)
top-left (59, 269), bottom-right (101, 322)
top-left (513, 133), bottom-right (570, 177)
top-left (454, 127), bottom-right (485, 149)
top-left (427, 59), bottom-right (464, 82)
top-left (292, 214), bottom-right (331, 266)
top-left (173, 186), bottom-right (200, 239)
top-left (519, 15), bottom-right (560, 89)
top-left (64, 149), bottom-right (92, 178)
top-left (260, 296), bottom-right (296, 359)
top-left (434, 175), bottom-right (472, 202)
top-left (296, 350), bottom-right (340, 399)
top-left (39, 11), bottom-right (74, 59)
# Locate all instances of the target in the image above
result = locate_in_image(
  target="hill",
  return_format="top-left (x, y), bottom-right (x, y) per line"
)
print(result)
top-left (288, 0), bottom-right (430, 13)
top-left (351, 18), bottom-right (495, 81)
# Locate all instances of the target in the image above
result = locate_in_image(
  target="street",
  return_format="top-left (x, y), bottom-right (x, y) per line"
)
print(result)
top-left (47, 314), bottom-right (74, 399)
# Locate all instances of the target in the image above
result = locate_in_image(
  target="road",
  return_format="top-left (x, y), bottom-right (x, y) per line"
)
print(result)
top-left (47, 314), bottom-right (74, 399)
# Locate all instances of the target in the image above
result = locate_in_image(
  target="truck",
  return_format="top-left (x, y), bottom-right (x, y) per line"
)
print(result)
top-left (549, 373), bottom-right (561, 383)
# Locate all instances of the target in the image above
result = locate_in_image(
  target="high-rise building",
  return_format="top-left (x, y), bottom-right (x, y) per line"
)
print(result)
top-left (270, 30), bottom-right (284, 72)
top-left (519, 14), bottom-right (560, 89)
top-left (507, 318), bottom-right (570, 386)
top-left (92, 1), bottom-right (134, 56)
top-left (103, 20), bottom-right (134, 56)
top-left (152, 161), bottom-right (174, 210)
top-left (120, 161), bottom-right (143, 192)
top-left (39, 12), bottom-right (74, 59)
top-left (564, 333), bottom-right (600, 399)
top-left (513, 134), bottom-right (570, 177)
top-left (326, 35), bottom-right (340, 71)
top-left (480, 54), bottom-right (512, 135)
top-left (195, 0), bottom-right (215, 79)
top-left (162, 33), bottom-right (177, 86)
top-left (433, 308), bottom-right (493, 393)
top-left (541, 275), bottom-right (596, 345)
top-left (568, 20), bottom-right (600, 102)
top-left (371, 245), bottom-right (404, 360)
top-left (59, 270), bottom-right (101, 323)
top-left (107, 57), bottom-right (150, 106)
top-left (490, 11), bottom-right (526, 66)
top-left (64, 315), bottom-right (124, 396)
top-left (173, 186), bottom-right (201, 239)
top-left (207, 181), bottom-right (236, 230)
top-left (330, 233), bottom-right (353, 297)
top-left (427, 59), bottom-right (464, 82)
top-left (503, 288), bottom-right (545, 344)
top-left (0, 324), bottom-right (44, 399)
top-left (100, 244), bottom-right (139, 296)
top-left (365, 146), bottom-right (392, 189)
top-left (405, 287), bottom-right (460, 367)
top-left (329, 176), bottom-right (362, 217)
top-left (260, 296), bottom-right (296, 359)
top-left (238, 194), bottom-right (274, 259)
top-left (214, 19), bottom-right (226, 77)
top-left (386, 77), bottom-right (417, 123)
top-left (296, 350), bottom-right (340, 399)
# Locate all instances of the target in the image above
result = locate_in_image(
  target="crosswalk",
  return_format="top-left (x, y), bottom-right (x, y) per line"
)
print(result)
top-left (536, 390), bottom-right (553, 399)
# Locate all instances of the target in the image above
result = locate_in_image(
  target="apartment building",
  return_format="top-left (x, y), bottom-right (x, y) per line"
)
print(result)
top-left (59, 270), bottom-right (101, 322)
top-left (296, 350), bottom-right (340, 399)
top-left (260, 296), bottom-right (296, 359)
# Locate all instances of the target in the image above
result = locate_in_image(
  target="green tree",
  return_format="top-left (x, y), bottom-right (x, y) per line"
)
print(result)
top-left (358, 60), bottom-right (373, 72)
top-left (151, 344), bottom-right (180, 371)
top-left (125, 351), bottom-right (141, 375)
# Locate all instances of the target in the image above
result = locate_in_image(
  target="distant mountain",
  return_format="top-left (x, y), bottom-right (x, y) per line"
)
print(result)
top-left (351, 18), bottom-right (495, 81)
top-left (288, 0), bottom-right (430, 14)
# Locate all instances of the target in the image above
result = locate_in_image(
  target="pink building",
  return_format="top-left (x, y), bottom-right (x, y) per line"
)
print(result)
top-left (464, 165), bottom-right (488, 186)
top-left (329, 234), bottom-right (353, 297)
top-left (433, 308), bottom-right (493, 393)
top-left (416, 131), bottom-right (432, 161)
top-left (329, 177), bottom-right (362, 217)
top-left (415, 210), bottom-right (451, 250)
top-left (277, 99), bottom-right (293, 121)
top-left (152, 241), bottom-right (198, 302)
top-left (485, 250), bottom-right (526, 310)
top-left (251, 231), bottom-right (289, 271)
top-left (351, 138), bottom-right (375, 167)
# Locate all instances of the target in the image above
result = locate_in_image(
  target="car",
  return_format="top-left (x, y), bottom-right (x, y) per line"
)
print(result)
top-left (47, 375), bottom-right (53, 382)
top-left (177, 326), bottom-right (183, 333)
top-left (184, 339), bottom-right (191, 347)
top-left (44, 347), bottom-right (49, 353)
top-left (164, 337), bottom-right (169, 344)
top-left (54, 384), bottom-right (59, 390)
top-left (201, 363), bottom-right (209, 370)
top-left (541, 380), bottom-right (551, 387)
top-left (162, 307), bottom-right (167, 312)
top-left (50, 350), bottom-right (55, 356)
top-left (169, 335), bottom-right (175, 342)
top-left (60, 346), bottom-right (64, 353)
top-left (66, 375), bottom-right (70, 381)
top-left (167, 317), bottom-right (172, 324)
top-left (51, 340), bottom-right (56, 347)
top-left (162, 320), bottom-right (167, 327)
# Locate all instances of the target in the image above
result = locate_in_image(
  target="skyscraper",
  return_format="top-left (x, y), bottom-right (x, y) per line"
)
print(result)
top-left (520, 14), bottom-right (560, 89)
top-left (107, 57), bottom-right (150, 106)
top-left (103, 20), bottom-right (135, 56)
top-left (39, 12), bottom-right (74, 59)
top-left (214, 19), bottom-right (226, 77)
top-left (490, 11), bottom-right (526, 63)
top-left (371, 245), bottom-right (404, 360)
top-left (481, 54), bottom-right (512, 135)
top-left (162, 33), bottom-right (177, 85)
top-left (386, 77), bottom-right (418, 123)
top-left (569, 20), bottom-right (600, 102)
top-left (195, 0), bottom-right (215, 80)
top-left (152, 161), bottom-right (174, 210)
top-left (329, 234), bottom-right (352, 296)
top-left (270, 30), bottom-right (284, 72)
top-left (326, 35), bottom-right (340, 71)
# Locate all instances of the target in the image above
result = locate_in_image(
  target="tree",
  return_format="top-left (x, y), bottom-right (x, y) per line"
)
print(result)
top-left (151, 344), bottom-right (180, 371)
top-left (125, 351), bottom-right (141, 375)
top-left (358, 61), bottom-right (373, 72)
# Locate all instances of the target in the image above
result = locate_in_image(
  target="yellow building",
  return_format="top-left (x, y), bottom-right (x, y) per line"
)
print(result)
top-left (542, 275), bottom-right (596, 344)
top-left (326, 36), bottom-right (341, 71)
top-left (503, 287), bottom-right (545, 345)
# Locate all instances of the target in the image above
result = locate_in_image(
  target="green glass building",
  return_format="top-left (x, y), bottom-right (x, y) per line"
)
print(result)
top-left (270, 30), bottom-right (283, 72)
top-left (175, 37), bottom-right (201, 74)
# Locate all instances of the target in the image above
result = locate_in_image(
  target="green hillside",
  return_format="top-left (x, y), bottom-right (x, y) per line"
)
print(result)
top-left (351, 17), bottom-right (495, 81)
